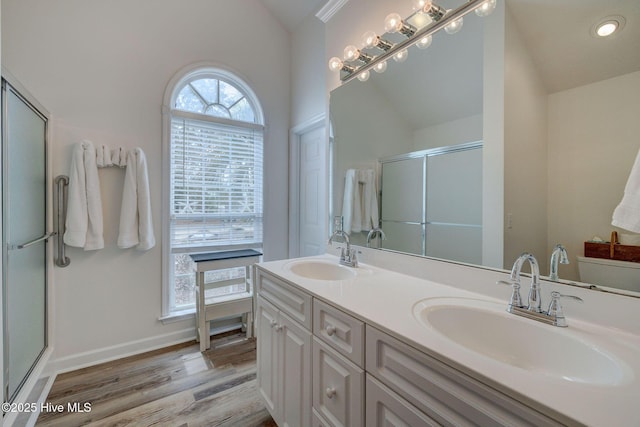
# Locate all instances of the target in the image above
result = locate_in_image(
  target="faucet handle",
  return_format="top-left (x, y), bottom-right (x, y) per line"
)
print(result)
top-left (496, 280), bottom-right (524, 309)
top-left (547, 291), bottom-right (583, 327)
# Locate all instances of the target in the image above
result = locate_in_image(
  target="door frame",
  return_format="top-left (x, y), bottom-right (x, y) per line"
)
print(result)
top-left (288, 113), bottom-right (327, 258)
top-left (1, 67), bottom-right (54, 416)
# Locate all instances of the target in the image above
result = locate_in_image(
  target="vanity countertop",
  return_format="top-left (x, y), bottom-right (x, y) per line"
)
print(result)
top-left (256, 253), bottom-right (640, 427)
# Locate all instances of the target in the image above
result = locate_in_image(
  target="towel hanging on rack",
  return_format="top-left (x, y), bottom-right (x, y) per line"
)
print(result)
top-left (64, 141), bottom-right (155, 251)
top-left (96, 144), bottom-right (113, 167)
top-left (118, 147), bottom-right (155, 251)
top-left (64, 140), bottom-right (104, 250)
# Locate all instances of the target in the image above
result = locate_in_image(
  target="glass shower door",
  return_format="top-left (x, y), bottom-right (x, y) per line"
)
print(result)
top-left (2, 79), bottom-right (48, 402)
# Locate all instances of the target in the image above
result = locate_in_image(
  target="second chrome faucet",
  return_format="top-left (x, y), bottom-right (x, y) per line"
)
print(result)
top-left (499, 252), bottom-right (582, 327)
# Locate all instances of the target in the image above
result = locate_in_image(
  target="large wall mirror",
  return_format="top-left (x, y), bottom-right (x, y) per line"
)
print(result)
top-left (330, 0), bottom-right (640, 296)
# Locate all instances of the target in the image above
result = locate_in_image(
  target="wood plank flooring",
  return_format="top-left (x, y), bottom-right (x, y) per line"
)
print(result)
top-left (37, 330), bottom-right (276, 427)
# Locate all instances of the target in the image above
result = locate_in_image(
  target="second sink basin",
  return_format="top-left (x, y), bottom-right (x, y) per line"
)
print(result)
top-left (285, 259), bottom-right (358, 281)
top-left (413, 297), bottom-right (633, 387)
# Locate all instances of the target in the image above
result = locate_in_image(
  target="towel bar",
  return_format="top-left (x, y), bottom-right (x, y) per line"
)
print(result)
top-left (54, 175), bottom-right (71, 267)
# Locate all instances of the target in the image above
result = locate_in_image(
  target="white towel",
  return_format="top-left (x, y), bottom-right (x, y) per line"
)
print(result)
top-left (359, 169), bottom-right (379, 232)
top-left (117, 148), bottom-right (155, 250)
top-left (342, 168), bottom-right (379, 233)
top-left (111, 147), bottom-right (127, 167)
top-left (96, 144), bottom-right (113, 168)
top-left (64, 140), bottom-right (104, 250)
top-left (342, 169), bottom-right (357, 234)
top-left (612, 148), bottom-right (640, 232)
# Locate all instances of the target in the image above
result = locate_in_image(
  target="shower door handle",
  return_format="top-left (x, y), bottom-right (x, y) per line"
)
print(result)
top-left (13, 231), bottom-right (56, 250)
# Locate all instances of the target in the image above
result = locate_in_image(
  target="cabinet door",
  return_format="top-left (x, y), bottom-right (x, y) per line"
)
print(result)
top-left (313, 338), bottom-right (364, 427)
top-left (280, 311), bottom-right (312, 427)
top-left (256, 297), bottom-right (281, 423)
top-left (366, 375), bottom-right (438, 427)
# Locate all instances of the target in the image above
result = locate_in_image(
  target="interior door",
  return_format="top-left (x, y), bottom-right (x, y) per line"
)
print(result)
top-left (298, 125), bottom-right (327, 257)
top-left (2, 78), bottom-right (48, 402)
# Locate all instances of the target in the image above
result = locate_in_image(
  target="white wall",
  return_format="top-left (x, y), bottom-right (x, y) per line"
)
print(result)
top-left (548, 71), bottom-right (640, 281)
top-left (291, 13), bottom-right (326, 127)
top-left (413, 114), bottom-right (483, 150)
top-left (2, 0), bottom-right (290, 368)
top-left (503, 4), bottom-right (548, 272)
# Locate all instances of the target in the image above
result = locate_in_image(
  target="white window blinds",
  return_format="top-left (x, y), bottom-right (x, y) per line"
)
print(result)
top-left (170, 116), bottom-right (263, 251)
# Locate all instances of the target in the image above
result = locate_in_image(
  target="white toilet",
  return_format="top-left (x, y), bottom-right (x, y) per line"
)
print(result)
top-left (576, 256), bottom-right (640, 292)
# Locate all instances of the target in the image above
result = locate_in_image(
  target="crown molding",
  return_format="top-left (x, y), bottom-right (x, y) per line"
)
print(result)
top-left (315, 0), bottom-right (349, 23)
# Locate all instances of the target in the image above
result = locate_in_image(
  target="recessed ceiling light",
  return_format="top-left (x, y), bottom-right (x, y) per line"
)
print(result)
top-left (597, 21), bottom-right (618, 36)
top-left (593, 15), bottom-right (626, 38)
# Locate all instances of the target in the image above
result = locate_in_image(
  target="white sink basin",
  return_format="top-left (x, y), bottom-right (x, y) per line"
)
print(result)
top-left (285, 260), bottom-right (358, 281)
top-left (413, 297), bottom-right (632, 386)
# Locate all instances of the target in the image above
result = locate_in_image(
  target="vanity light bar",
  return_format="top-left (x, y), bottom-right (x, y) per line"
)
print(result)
top-left (330, 0), bottom-right (494, 84)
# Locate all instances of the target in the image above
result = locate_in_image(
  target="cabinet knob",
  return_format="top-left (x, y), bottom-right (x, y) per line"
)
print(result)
top-left (270, 320), bottom-right (277, 328)
top-left (325, 325), bottom-right (336, 336)
top-left (325, 387), bottom-right (337, 399)
top-left (275, 324), bottom-right (283, 332)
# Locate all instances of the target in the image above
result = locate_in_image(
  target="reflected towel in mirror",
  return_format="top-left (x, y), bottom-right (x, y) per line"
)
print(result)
top-left (613, 148), bottom-right (640, 233)
top-left (342, 168), bottom-right (379, 234)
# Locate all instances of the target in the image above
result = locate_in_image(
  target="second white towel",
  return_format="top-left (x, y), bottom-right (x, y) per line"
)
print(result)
top-left (117, 147), bottom-right (155, 250)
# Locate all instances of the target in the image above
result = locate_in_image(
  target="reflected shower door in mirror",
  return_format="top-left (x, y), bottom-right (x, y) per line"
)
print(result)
top-left (379, 143), bottom-right (482, 265)
top-left (329, 0), bottom-right (640, 297)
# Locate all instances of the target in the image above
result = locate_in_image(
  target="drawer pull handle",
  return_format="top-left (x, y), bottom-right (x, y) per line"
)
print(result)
top-left (325, 325), bottom-right (336, 336)
top-left (325, 387), bottom-right (336, 398)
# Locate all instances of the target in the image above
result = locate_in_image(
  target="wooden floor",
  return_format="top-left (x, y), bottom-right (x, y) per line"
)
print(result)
top-left (37, 330), bottom-right (276, 427)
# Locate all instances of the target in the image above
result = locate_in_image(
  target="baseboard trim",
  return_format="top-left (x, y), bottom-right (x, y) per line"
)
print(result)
top-left (49, 328), bottom-right (196, 375)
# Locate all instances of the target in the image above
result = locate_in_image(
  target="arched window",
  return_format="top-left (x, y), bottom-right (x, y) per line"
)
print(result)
top-left (163, 67), bottom-right (264, 316)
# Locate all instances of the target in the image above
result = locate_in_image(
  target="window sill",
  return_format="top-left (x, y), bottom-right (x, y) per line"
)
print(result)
top-left (159, 308), bottom-right (195, 325)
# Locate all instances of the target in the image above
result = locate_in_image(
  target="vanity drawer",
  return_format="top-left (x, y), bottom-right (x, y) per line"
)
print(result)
top-left (256, 268), bottom-right (312, 330)
top-left (313, 337), bottom-right (364, 427)
top-left (366, 326), bottom-right (564, 427)
top-left (313, 299), bottom-right (365, 367)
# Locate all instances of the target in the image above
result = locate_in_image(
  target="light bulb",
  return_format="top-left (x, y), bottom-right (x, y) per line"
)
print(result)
top-left (343, 45), bottom-right (360, 62)
top-left (362, 31), bottom-right (393, 51)
top-left (444, 11), bottom-right (463, 34)
top-left (357, 70), bottom-right (370, 82)
top-left (384, 13), bottom-right (403, 33)
top-left (474, 0), bottom-right (496, 17)
top-left (412, 0), bottom-right (427, 11)
top-left (362, 31), bottom-right (378, 49)
top-left (373, 61), bottom-right (387, 73)
top-left (393, 49), bottom-right (409, 63)
top-left (596, 21), bottom-right (618, 37)
top-left (422, 0), bottom-right (446, 21)
top-left (328, 57), bottom-right (343, 72)
top-left (416, 34), bottom-right (432, 49)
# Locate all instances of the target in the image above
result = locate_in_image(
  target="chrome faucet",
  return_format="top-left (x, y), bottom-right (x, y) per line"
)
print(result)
top-left (549, 244), bottom-right (569, 281)
top-left (498, 252), bottom-right (583, 327)
top-left (328, 217), bottom-right (357, 267)
top-left (510, 253), bottom-right (542, 312)
top-left (366, 228), bottom-right (386, 248)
